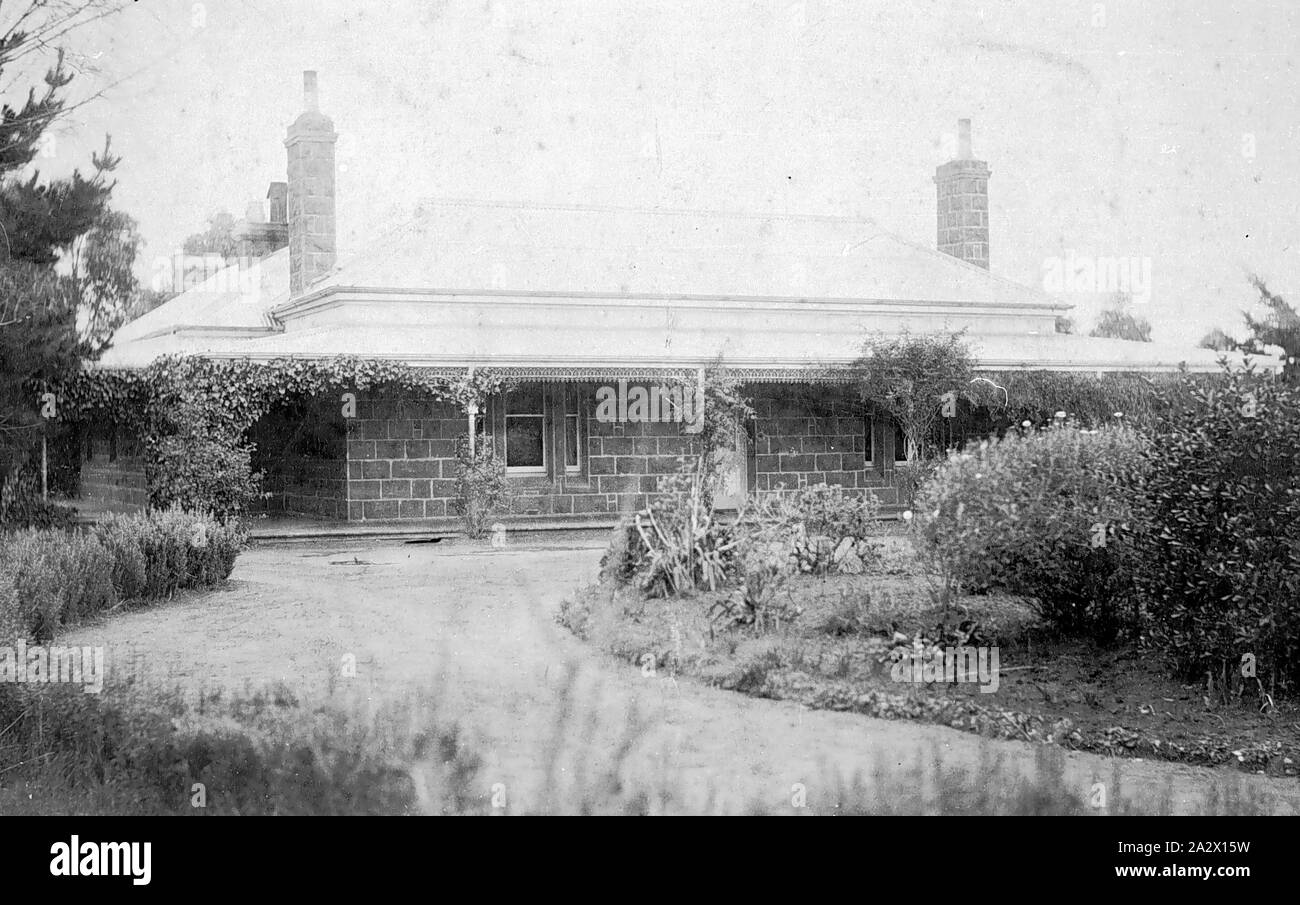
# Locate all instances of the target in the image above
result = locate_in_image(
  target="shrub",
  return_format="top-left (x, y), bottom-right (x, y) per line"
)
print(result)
top-left (893, 459), bottom-right (939, 511)
top-left (0, 509), bottom-right (246, 643)
top-left (1132, 367), bottom-right (1300, 692)
top-left (0, 497), bottom-right (78, 531)
top-left (93, 515), bottom-right (148, 599)
top-left (93, 507), bottom-right (246, 600)
top-left (911, 422), bottom-right (1147, 640)
top-left (0, 530), bottom-right (117, 641)
top-left (147, 431), bottom-right (265, 521)
top-left (621, 468), bottom-right (739, 597)
top-left (451, 436), bottom-right (507, 538)
top-left (733, 483), bottom-right (882, 577)
top-left (770, 483), bottom-right (882, 575)
top-left (599, 517), bottom-right (641, 586)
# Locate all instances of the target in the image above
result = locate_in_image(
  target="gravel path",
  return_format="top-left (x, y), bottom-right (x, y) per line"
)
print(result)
top-left (63, 538), bottom-right (1300, 814)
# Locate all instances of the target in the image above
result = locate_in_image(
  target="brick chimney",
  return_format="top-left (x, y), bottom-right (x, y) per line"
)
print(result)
top-left (284, 71), bottom-right (337, 296)
top-left (934, 118), bottom-right (991, 269)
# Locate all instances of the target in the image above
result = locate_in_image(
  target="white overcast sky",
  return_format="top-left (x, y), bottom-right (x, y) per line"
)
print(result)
top-left (19, 0), bottom-right (1300, 345)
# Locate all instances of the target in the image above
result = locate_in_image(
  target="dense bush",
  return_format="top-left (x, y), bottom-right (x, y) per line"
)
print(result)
top-left (451, 436), bottom-right (507, 538)
top-left (911, 422), bottom-right (1147, 639)
top-left (745, 483), bottom-right (882, 575)
top-left (0, 530), bottom-right (116, 641)
top-left (1131, 367), bottom-right (1300, 692)
top-left (0, 508), bottom-right (245, 642)
top-left (147, 431), bottom-right (265, 521)
top-left (0, 468), bottom-right (78, 530)
top-left (0, 497), bottom-right (78, 531)
top-left (94, 507), bottom-right (244, 599)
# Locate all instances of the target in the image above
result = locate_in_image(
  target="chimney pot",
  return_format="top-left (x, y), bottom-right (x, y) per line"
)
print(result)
top-left (304, 70), bottom-right (319, 111)
top-left (958, 118), bottom-right (972, 159)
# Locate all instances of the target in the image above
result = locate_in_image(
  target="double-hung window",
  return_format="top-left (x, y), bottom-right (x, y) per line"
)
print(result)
top-left (504, 385), bottom-right (546, 474)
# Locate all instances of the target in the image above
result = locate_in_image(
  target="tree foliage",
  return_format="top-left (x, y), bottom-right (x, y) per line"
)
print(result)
top-left (181, 210), bottom-right (239, 259)
top-left (851, 331), bottom-right (974, 462)
top-left (1089, 293), bottom-right (1152, 343)
top-left (0, 1), bottom-right (133, 517)
top-left (69, 207), bottom-right (141, 354)
top-left (1198, 327), bottom-right (1238, 352)
top-left (1240, 275), bottom-right (1299, 382)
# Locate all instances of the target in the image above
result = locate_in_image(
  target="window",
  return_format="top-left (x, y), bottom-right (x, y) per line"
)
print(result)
top-left (864, 418), bottom-right (874, 466)
top-left (504, 385), bottom-right (546, 473)
top-left (563, 387), bottom-right (582, 472)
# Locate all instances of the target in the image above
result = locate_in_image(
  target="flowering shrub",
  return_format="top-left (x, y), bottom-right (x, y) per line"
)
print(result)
top-left (911, 422), bottom-right (1147, 639)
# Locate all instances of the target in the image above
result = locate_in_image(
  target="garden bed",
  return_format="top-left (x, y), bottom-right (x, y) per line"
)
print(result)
top-left (560, 541), bottom-right (1300, 778)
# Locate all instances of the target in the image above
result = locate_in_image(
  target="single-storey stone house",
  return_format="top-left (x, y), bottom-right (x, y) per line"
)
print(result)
top-left (89, 73), bottom-right (1247, 528)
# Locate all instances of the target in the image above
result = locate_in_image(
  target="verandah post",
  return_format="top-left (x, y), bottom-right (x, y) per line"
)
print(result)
top-left (467, 366), bottom-right (476, 455)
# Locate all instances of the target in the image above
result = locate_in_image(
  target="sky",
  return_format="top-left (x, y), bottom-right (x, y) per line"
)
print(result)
top-left (15, 0), bottom-right (1300, 346)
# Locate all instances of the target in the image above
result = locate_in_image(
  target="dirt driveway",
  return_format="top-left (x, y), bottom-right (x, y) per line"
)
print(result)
top-left (64, 537), bottom-right (1300, 814)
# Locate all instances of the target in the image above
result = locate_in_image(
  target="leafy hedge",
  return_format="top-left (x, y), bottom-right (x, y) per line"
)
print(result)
top-left (0, 508), bottom-right (246, 642)
top-left (1132, 367), bottom-right (1300, 691)
top-left (911, 422), bottom-right (1147, 640)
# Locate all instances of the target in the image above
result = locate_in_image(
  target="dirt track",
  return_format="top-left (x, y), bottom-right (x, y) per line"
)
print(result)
top-left (63, 538), bottom-right (1300, 814)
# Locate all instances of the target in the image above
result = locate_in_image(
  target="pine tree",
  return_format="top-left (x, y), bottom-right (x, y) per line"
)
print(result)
top-left (0, 2), bottom-right (132, 502)
top-left (1241, 275), bottom-right (1300, 382)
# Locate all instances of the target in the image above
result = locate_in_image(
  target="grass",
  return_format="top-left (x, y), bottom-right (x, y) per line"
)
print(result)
top-left (0, 673), bottom-right (1275, 815)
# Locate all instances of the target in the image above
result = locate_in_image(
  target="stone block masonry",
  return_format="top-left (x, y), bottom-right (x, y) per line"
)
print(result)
top-left (81, 452), bottom-right (147, 510)
top-left (749, 391), bottom-right (899, 507)
top-left (343, 385), bottom-right (900, 523)
top-left (343, 391), bottom-right (704, 522)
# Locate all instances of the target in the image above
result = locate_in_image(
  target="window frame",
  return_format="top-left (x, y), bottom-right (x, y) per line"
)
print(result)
top-left (503, 385), bottom-right (547, 475)
top-left (562, 386), bottom-right (582, 474)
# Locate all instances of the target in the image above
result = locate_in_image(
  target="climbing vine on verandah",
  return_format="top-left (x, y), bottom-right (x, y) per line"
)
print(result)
top-left (52, 355), bottom-right (512, 519)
